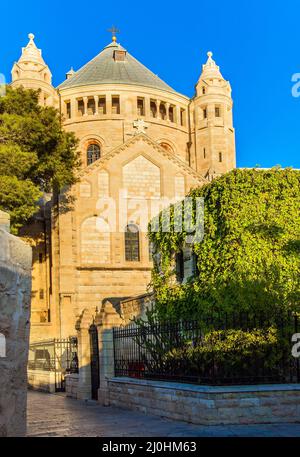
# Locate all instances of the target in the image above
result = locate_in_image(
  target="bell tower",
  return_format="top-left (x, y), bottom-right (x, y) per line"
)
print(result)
top-left (192, 52), bottom-right (236, 180)
top-left (11, 33), bottom-right (58, 107)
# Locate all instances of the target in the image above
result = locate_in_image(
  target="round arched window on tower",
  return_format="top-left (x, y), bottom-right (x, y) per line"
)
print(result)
top-left (87, 143), bottom-right (101, 165)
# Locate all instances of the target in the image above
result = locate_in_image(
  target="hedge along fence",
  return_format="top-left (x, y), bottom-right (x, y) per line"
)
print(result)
top-left (148, 168), bottom-right (300, 321)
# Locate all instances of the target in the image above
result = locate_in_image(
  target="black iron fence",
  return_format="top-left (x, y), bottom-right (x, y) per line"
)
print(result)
top-left (113, 312), bottom-right (300, 385)
top-left (28, 337), bottom-right (78, 391)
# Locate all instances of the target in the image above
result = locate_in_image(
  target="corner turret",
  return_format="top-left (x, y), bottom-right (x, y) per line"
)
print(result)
top-left (11, 33), bottom-right (58, 107)
top-left (191, 52), bottom-right (236, 179)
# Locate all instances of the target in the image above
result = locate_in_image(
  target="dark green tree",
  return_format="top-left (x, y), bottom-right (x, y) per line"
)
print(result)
top-left (0, 86), bottom-right (80, 231)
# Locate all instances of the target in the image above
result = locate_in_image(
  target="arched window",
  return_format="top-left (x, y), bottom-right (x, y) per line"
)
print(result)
top-left (125, 223), bottom-right (140, 261)
top-left (0, 333), bottom-right (6, 358)
top-left (160, 142), bottom-right (174, 154)
top-left (87, 143), bottom-right (101, 165)
top-left (175, 251), bottom-right (184, 283)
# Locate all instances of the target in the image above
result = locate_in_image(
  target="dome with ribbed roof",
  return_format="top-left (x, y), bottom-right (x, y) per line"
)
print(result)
top-left (58, 41), bottom-right (177, 94)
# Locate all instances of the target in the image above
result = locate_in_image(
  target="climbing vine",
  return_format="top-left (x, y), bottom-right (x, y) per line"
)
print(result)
top-left (148, 168), bottom-right (300, 320)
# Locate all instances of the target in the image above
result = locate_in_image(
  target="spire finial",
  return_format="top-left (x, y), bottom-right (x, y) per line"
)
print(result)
top-left (207, 51), bottom-right (213, 58)
top-left (108, 25), bottom-right (120, 43)
top-left (28, 33), bottom-right (35, 41)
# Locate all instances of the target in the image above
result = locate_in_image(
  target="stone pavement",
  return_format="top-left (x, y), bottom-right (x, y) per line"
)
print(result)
top-left (27, 390), bottom-right (300, 437)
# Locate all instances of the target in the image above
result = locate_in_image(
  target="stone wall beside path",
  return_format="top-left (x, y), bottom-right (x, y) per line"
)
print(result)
top-left (0, 211), bottom-right (32, 437)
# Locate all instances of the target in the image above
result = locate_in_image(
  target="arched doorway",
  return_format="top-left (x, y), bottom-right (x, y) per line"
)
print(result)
top-left (89, 324), bottom-right (100, 400)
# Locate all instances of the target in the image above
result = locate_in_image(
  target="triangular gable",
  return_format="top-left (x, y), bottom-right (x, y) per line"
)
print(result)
top-left (78, 133), bottom-right (208, 184)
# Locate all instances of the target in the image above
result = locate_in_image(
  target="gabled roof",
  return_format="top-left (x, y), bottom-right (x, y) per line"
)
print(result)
top-left (58, 41), bottom-right (179, 95)
top-left (78, 133), bottom-right (207, 184)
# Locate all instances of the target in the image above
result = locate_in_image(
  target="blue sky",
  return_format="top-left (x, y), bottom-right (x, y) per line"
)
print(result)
top-left (1, 0), bottom-right (299, 168)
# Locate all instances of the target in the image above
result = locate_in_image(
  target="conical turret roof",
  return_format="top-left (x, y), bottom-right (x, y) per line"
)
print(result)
top-left (58, 41), bottom-right (178, 94)
top-left (200, 51), bottom-right (224, 80)
top-left (18, 33), bottom-right (46, 66)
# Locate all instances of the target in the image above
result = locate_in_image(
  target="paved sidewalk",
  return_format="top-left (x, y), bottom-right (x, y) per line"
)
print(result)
top-left (27, 390), bottom-right (300, 437)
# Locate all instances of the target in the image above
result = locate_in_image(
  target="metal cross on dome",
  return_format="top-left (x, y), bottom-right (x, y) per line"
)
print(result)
top-left (133, 119), bottom-right (148, 134)
top-left (108, 25), bottom-right (120, 42)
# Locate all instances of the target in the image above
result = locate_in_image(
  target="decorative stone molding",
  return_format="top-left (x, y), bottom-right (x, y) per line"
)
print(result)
top-left (95, 301), bottom-right (124, 405)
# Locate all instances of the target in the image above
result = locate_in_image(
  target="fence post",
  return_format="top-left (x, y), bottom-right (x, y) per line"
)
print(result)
top-left (95, 301), bottom-right (124, 406)
top-left (75, 309), bottom-right (93, 400)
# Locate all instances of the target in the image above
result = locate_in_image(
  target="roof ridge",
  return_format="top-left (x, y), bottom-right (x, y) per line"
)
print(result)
top-left (57, 42), bottom-right (183, 95)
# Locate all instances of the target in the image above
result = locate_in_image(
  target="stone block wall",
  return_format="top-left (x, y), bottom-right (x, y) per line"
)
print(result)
top-left (120, 293), bottom-right (154, 322)
top-left (108, 377), bottom-right (300, 425)
top-left (0, 211), bottom-right (32, 436)
top-left (65, 373), bottom-right (79, 399)
top-left (27, 369), bottom-right (56, 393)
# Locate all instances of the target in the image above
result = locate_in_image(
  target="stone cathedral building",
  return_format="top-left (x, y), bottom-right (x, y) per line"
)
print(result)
top-left (11, 33), bottom-right (236, 345)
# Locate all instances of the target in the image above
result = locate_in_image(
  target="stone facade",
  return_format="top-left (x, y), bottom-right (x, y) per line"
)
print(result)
top-left (9, 34), bottom-right (236, 398)
top-left (0, 211), bottom-right (32, 436)
top-left (108, 378), bottom-right (300, 425)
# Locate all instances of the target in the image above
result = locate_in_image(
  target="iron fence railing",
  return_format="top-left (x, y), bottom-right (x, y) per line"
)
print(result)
top-left (113, 312), bottom-right (300, 385)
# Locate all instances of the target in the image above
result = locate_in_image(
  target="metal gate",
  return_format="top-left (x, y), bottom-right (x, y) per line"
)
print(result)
top-left (28, 337), bottom-right (78, 392)
top-left (89, 324), bottom-right (100, 400)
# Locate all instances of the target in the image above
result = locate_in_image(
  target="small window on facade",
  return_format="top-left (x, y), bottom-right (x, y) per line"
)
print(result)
top-left (191, 252), bottom-right (199, 277)
top-left (202, 87), bottom-right (206, 95)
top-left (78, 99), bottom-right (84, 116)
top-left (137, 98), bottom-right (145, 116)
top-left (175, 251), bottom-right (184, 282)
top-left (39, 253), bottom-right (43, 264)
top-left (65, 101), bottom-right (71, 119)
top-left (150, 100), bottom-right (157, 118)
top-left (160, 142), bottom-right (173, 154)
top-left (203, 147), bottom-right (206, 159)
top-left (125, 224), bottom-right (140, 261)
top-left (160, 103), bottom-right (167, 120)
top-left (87, 98), bottom-right (96, 115)
top-left (203, 107), bottom-right (207, 119)
top-left (180, 109), bottom-right (186, 126)
top-left (112, 96), bottom-right (120, 114)
top-left (114, 50), bottom-right (126, 61)
top-left (215, 106), bottom-right (221, 117)
top-left (87, 143), bottom-right (101, 165)
top-left (169, 106), bottom-right (175, 122)
top-left (219, 152), bottom-right (223, 162)
top-left (39, 289), bottom-right (44, 300)
top-left (98, 96), bottom-right (106, 115)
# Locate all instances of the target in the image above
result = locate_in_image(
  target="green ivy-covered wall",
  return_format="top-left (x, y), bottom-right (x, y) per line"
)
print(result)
top-left (149, 168), bottom-right (300, 320)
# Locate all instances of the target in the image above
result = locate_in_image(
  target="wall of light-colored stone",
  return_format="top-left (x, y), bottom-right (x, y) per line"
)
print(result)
top-left (65, 373), bottom-right (79, 399)
top-left (27, 369), bottom-right (56, 393)
top-left (108, 378), bottom-right (300, 425)
top-left (0, 211), bottom-right (32, 437)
